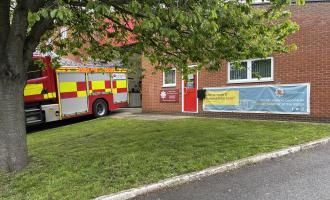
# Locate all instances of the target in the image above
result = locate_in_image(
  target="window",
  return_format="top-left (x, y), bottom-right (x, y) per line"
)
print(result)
top-left (252, 0), bottom-right (270, 4)
top-left (27, 64), bottom-right (43, 79)
top-left (230, 61), bottom-right (247, 80)
top-left (60, 27), bottom-right (67, 39)
top-left (228, 57), bottom-right (273, 83)
top-left (163, 69), bottom-right (176, 87)
top-left (238, 0), bottom-right (270, 4)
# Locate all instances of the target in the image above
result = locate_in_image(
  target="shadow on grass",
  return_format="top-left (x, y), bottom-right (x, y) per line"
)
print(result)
top-left (26, 115), bottom-right (95, 133)
top-left (26, 108), bottom-right (131, 133)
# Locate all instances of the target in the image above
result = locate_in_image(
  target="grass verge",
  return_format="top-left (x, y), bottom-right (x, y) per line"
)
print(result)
top-left (1, 118), bottom-right (330, 200)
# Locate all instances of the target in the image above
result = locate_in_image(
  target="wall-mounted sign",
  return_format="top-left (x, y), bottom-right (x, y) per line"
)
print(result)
top-left (203, 83), bottom-right (310, 114)
top-left (160, 89), bottom-right (179, 103)
top-left (112, 73), bottom-right (126, 80)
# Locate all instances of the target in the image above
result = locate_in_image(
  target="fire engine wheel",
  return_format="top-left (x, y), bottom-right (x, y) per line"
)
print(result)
top-left (92, 99), bottom-right (109, 118)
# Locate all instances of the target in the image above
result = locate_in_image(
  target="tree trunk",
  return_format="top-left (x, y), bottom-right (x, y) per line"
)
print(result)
top-left (0, 78), bottom-right (28, 172)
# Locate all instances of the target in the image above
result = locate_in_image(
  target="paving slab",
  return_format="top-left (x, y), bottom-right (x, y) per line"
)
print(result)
top-left (109, 108), bottom-right (192, 121)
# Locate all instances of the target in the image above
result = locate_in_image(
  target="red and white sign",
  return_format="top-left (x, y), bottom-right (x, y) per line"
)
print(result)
top-left (160, 89), bottom-right (179, 103)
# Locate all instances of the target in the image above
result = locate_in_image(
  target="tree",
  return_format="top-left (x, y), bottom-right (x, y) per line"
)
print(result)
top-left (0, 0), bottom-right (301, 172)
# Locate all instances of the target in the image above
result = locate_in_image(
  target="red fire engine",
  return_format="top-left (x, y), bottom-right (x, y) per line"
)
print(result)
top-left (24, 55), bottom-right (128, 125)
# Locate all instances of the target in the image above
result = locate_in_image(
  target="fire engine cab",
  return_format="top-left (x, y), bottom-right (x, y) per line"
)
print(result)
top-left (24, 55), bottom-right (128, 125)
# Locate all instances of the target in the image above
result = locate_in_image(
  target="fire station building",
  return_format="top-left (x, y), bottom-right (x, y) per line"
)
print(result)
top-left (141, 1), bottom-right (330, 122)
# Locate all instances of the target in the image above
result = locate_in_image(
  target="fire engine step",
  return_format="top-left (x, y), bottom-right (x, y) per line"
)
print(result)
top-left (25, 108), bottom-right (43, 125)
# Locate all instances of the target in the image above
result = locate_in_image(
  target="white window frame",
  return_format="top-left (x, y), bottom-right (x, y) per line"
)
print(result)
top-left (227, 57), bottom-right (274, 84)
top-left (238, 0), bottom-right (270, 4)
top-left (163, 68), bottom-right (176, 87)
top-left (60, 27), bottom-right (68, 39)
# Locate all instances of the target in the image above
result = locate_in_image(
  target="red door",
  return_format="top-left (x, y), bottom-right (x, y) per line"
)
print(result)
top-left (183, 74), bottom-right (197, 112)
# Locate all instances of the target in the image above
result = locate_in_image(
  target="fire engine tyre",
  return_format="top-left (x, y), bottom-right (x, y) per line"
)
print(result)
top-left (92, 99), bottom-right (109, 118)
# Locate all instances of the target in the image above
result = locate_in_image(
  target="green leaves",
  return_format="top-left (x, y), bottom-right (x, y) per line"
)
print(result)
top-left (50, 7), bottom-right (73, 22)
top-left (33, 59), bottom-right (46, 70)
top-left (28, 0), bottom-right (299, 75)
top-left (50, 9), bottom-right (58, 19)
top-left (95, 4), bottom-right (111, 15)
top-left (28, 12), bottom-right (40, 25)
top-left (296, 0), bottom-right (306, 5)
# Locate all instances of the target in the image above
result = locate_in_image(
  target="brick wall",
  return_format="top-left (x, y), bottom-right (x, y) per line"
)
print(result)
top-left (142, 2), bottom-right (330, 122)
top-left (142, 57), bottom-right (183, 113)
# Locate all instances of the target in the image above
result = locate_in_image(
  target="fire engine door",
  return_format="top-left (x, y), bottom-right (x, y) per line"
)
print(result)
top-left (112, 73), bottom-right (128, 103)
top-left (57, 72), bottom-right (88, 117)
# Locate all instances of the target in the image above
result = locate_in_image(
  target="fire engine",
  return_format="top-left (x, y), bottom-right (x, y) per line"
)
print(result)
top-left (24, 55), bottom-right (128, 125)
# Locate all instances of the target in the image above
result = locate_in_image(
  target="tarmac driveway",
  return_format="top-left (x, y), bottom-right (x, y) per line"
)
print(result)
top-left (135, 143), bottom-right (330, 200)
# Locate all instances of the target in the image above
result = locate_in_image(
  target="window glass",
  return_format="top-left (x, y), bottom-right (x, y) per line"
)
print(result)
top-left (230, 62), bottom-right (247, 80)
top-left (186, 74), bottom-right (195, 88)
top-left (239, 0), bottom-right (270, 4)
top-left (27, 64), bottom-right (43, 79)
top-left (60, 27), bottom-right (67, 39)
top-left (252, 59), bottom-right (271, 78)
top-left (252, 0), bottom-right (270, 3)
top-left (164, 69), bottom-right (176, 86)
top-left (228, 57), bottom-right (273, 83)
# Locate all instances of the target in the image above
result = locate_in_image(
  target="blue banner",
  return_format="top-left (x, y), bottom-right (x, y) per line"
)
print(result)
top-left (203, 84), bottom-right (310, 114)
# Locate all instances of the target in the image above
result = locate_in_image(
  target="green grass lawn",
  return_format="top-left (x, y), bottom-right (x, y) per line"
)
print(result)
top-left (1, 117), bottom-right (330, 200)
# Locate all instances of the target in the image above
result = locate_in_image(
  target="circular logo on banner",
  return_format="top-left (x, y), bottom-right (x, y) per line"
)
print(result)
top-left (275, 88), bottom-right (285, 97)
top-left (160, 91), bottom-right (167, 99)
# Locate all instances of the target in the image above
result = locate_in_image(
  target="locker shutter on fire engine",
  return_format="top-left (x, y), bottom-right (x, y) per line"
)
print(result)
top-left (57, 72), bottom-right (88, 116)
top-left (88, 72), bottom-right (111, 94)
top-left (112, 73), bottom-right (128, 103)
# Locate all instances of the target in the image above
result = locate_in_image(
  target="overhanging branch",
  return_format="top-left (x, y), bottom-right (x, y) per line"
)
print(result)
top-left (111, 3), bottom-right (147, 18)
top-left (25, 0), bottom-right (47, 12)
top-left (23, 17), bottom-right (54, 68)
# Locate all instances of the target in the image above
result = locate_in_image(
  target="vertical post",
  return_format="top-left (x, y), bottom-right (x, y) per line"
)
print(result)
top-left (126, 70), bottom-right (129, 104)
top-left (85, 72), bottom-right (90, 112)
top-left (55, 71), bottom-right (63, 120)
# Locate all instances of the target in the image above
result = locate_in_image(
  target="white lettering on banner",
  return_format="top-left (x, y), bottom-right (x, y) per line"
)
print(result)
top-left (203, 83), bottom-right (310, 115)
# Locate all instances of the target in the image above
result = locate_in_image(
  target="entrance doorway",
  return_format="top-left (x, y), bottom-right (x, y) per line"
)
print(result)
top-left (182, 70), bottom-right (198, 113)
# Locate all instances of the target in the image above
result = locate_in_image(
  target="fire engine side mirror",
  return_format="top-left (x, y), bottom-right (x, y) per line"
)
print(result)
top-left (197, 89), bottom-right (206, 100)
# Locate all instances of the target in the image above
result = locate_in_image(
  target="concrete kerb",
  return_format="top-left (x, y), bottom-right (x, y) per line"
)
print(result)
top-left (94, 136), bottom-right (330, 200)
